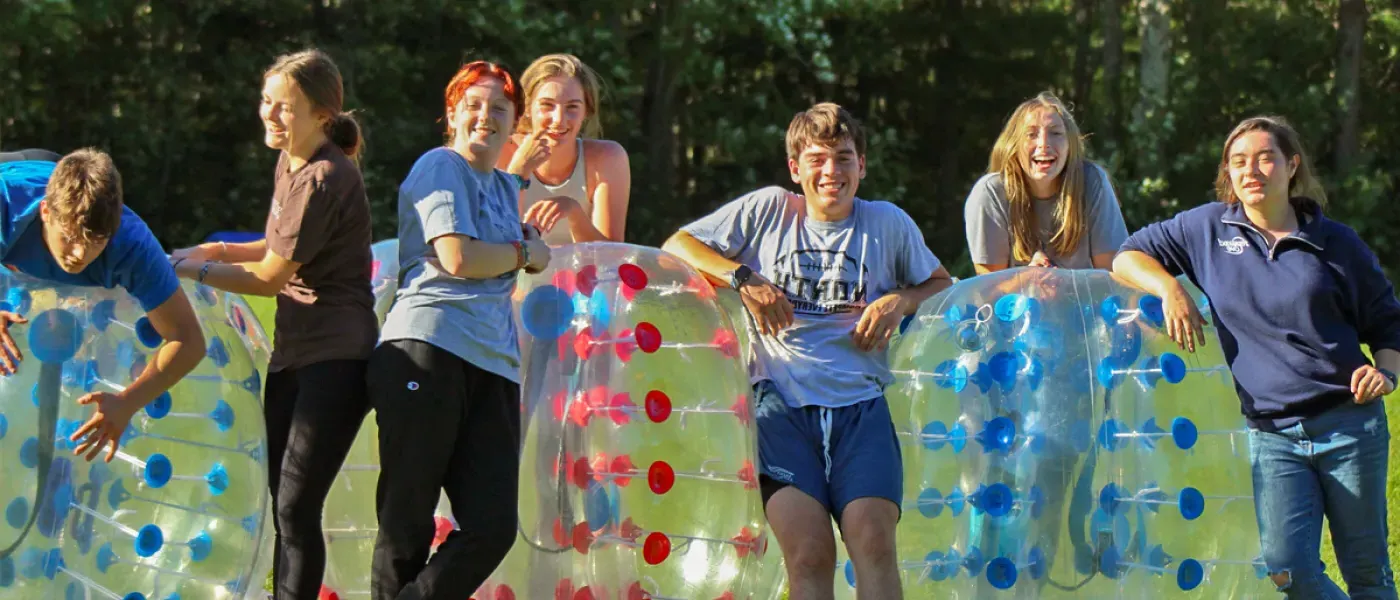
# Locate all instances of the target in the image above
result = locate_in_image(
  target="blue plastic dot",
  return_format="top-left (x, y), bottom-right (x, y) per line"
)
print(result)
top-left (134, 524), bottom-right (164, 557)
top-left (40, 548), bottom-right (61, 580)
top-left (898, 313), bottom-right (915, 334)
top-left (1177, 558), bottom-right (1204, 590)
top-left (979, 483), bottom-right (1014, 517)
top-left (933, 360), bottom-right (968, 393)
top-left (1029, 486), bottom-right (1046, 519)
top-left (995, 294), bottom-right (1031, 322)
top-left (5, 497), bottom-right (28, 529)
top-left (96, 543), bottom-right (118, 573)
top-left (107, 479), bottom-right (130, 510)
top-left (587, 288), bottom-right (611, 330)
top-left (1070, 419), bottom-right (1092, 453)
top-left (1095, 358), bottom-right (1120, 390)
top-left (917, 487), bottom-right (945, 519)
top-left (206, 463), bottom-right (229, 495)
top-left (1099, 295), bottom-right (1125, 323)
top-left (925, 550), bottom-right (950, 581)
top-left (189, 531), bottom-right (213, 562)
top-left (1098, 483), bottom-right (1122, 515)
top-left (948, 423), bottom-right (969, 454)
top-left (1106, 320), bottom-right (1143, 368)
top-left (1178, 487), bottom-right (1205, 521)
top-left (145, 392), bottom-right (172, 419)
top-left (988, 352), bottom-right (1019, 386)
top-left (0, 301), bottom-right (10, 314)
top-left (29, 385), bottom-right (38, 407)
top-left (1099, 544), bottom-right (1123, 579)
top-left (0, 555), bottom-right (11, 587)
top-left (66, 581), bottom-right (83, 600)
top-left (963, 546), bottom-right (986, 577)
top-left (1028, 546), bottom-right (1047, 580)
top-left (946, 487), bottom-right (967, 516)
top-left (0, 413), bottom-right (7, 440)
top-left (1160, 353), bottom-right (1187, 384)
top-left (955, 324), bottom-right (984, 352)
top-left (1097, 419), bottom-right (1122, 452)
top-left (206, 337), bottom-right (229, 368)
top-left (844, 559), bottom-right (856, 587)
top-left (211, 400), bottom-right (235, 432)
top-left (986, 556), bottom-right (1018, 589)
top-left (520, 285), bottom-right (574, 341)
top-left (1139, 295), bottom-right (1165, 328)
top-left (123, 594), bottom-right (148, 600)
top-left (19, 437), bottom-right (38, 469)
top-left (584, 482), bottom-right (613, 530)
top-left (1171, 416), bottom-right (1198, 450)
top-left (90, 299), bottom-right (116, 330)
top-left (195, 284), bottom-right (218, 306)
top-left (920, 421), bottom-right (949, 452)
top-left (144, 454), bottom-right (172, 488)
top-left (28, 309), bottom-right (83, 364)
top-left (979, 417), bottom-right (1016, 453)
top-left (134, 317), bottom-right (163, 348)
top-left (6, 288), bottom-right (31, 316)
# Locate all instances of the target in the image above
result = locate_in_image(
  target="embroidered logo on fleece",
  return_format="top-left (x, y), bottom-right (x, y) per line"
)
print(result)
top-left (1217, 236), bottom-right (1248, 255)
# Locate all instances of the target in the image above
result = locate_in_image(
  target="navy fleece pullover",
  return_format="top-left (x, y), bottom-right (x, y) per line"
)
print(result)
top-left (1120, 200), bottom-right (1400, 431)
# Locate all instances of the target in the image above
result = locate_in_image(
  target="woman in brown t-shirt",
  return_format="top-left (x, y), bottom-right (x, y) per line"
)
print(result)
top-left (170, 49), bottom-right (377, 600)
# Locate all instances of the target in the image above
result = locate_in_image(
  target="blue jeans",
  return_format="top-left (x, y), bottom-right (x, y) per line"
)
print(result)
top-left (1251, 400), bottom-right (1396, 599)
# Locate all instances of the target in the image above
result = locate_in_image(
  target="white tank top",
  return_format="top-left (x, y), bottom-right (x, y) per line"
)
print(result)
top-left (521, 139), bottom-right (591, 247)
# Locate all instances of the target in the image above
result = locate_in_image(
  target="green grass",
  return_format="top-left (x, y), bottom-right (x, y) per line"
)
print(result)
top-left (1319, 384), bottom-right (1400, 588)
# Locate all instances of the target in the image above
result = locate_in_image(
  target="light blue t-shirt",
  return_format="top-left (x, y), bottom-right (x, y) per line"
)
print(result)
top-left (379, 147), bottom-right (525, 383)
top-left (681, 186), bottom-right (942, 408)
top-left (0, 160), bottom-right (179, 312)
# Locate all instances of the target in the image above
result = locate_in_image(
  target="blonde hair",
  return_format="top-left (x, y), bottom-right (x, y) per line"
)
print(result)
top-left (516, 53), bottom-right (603, 138)
top-left (987, 92), bottom-right (1091, 263)
top-left (785, 102), bottom-right (866, 161)
top-left (1215, 115), bottom-right (1327, 212)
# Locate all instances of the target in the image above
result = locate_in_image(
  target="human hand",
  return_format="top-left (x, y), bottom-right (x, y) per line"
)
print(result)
top-left (1351, 365), bottom-right (1395, 404)
top-left (852, 294), bottom-right (907, 352)
top-left (1028, 251), bottom-right (1055, 268)
top-left (524, 238), bottom-right (552, 274)
top-left (523, 196), bottom-right (583, 235)
top-left (1162, 283), bottom-right (1207, 353)
top-left (738, 276), bottom-right (794, 337)
top-left (508, 129), bottom-right (555, 176)
top-left (0, 311), bottom-right (27, 376)
top-left (170, 243), bottom-right (220, 263)
top-left (70, 391), bottom-right (141, 462)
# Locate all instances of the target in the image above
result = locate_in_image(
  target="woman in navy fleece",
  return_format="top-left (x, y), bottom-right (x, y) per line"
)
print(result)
top-left (1114, 115), bottom-right (1400, 599)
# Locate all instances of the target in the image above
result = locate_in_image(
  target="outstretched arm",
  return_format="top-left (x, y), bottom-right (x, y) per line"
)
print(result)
top-left (173, 250), bottom-right (301, 297)
top-left (71, 290), bottom-right (206, 462)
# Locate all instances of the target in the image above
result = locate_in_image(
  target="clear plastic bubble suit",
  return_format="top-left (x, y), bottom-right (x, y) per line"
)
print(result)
top-left (0, 271), bottom-right (270, 600)
top-left (887, 268), bottom-right (1272, 598)
top-left (472, 242), bottom-right (767, 600)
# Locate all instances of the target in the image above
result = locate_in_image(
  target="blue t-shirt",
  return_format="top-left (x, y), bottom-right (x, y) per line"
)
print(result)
top-left (0, 160), bottom-right (179, 312)
top-left (379, 147), bottom-right (524, 382)
top-left (1120, 200), bottom-right (1400, 430)
top-left (681, 186), bottom-right (942, 408)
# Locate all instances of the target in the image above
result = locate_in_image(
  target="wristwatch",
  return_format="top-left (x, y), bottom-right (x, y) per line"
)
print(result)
top-left (511, 172), bottom-right (531, 190)
top-left (1380, 367), bottom-right (1397, 394)
top-left (729, 265), bottom-right (754, 289)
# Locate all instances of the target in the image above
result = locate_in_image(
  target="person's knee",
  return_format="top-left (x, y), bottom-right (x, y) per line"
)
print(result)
top-left (784, 536), bottom-right (837, 578)
top-left (1268, 570), bottom-right (1293, 591)
top-left (275, 485), bottom-right (326, 542)
top-left (839, 501), bottom-right (898, 566)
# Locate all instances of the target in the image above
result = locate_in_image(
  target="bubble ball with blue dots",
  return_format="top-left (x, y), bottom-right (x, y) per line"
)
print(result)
top-left (0, 272), bottom-right (270, 600)
top-left (865, 268), bottom-right (1274, 598)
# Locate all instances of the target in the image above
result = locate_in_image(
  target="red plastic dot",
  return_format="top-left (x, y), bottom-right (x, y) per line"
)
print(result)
top-left (608, 392), bottom-right (634, 425)
top-left (643, 532), bottom-right (671, 565)
top-left (645, 390), bottom-right (673, 423)
top-left (571, 458), bottom-right (593, 489)
top-left (610, 455), bottom-right (636, 485)
top-left (552, 269), bottom-right (577, 296)
top-left (648, 461), bottom-right (675, 495)
top-left (573, 587), bottom-right (596, 600)
top-left (732, 395), bottom-right (751, 425)
top-left (576, 265), bottom-right (599, 297)
top-left (619, 517), bottom-right (643, 541)
top-left (715, 593), bottom-right (736, 600)
top-left (614, 328), bottom-right (637, 362)
top-left (552, 519), bottom-right (569, 547)
top-left (634, 322), bottom-right (662, 353)
top-left (495, 586), bottom-right (517, 600)
top-left (571, 522), bottom-right (594, 554)
top-left (554, 579), bottom-right (575, 600)
top-left (318, 585), bottom-right (340, 600)
top-left (567, 395), bottom-right (593, 428)
top-left (557, 331), bottom-right (574, 361)
top-left (713, 328), bottom-right (739, 358)
top-left (432, 515), bottom-right (455, 548)
top-left (626, 582), bottom-right (649, 600)
top-left (590, 453), bottom-right (611, 482)
top-left (573, 328), bottom-right (595, 360)
top-left (618, 264), bottom-right (649, 291)
top-left (737, 461), bottom-right (757, 490)
top-left (371, 259), bottom-right (382, 280)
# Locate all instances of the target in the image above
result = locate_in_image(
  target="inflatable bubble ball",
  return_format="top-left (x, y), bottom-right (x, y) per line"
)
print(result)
top-left (0, 271), bottom-right (270, 600)
top-left (882, 267), bottom-right (1273, 598)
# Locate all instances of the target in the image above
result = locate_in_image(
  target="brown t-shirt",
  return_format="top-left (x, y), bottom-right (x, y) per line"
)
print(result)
top-left (264, 142), bottom-right (378, 372)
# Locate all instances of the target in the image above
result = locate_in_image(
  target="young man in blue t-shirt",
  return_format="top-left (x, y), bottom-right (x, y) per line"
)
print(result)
top-left (0, 148), bottom-right (205, 463)
top-left (663, 103), bottom-right (953, 599)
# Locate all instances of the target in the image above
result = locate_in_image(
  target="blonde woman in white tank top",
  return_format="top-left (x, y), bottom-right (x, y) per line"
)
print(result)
top-left (497, 53), bottom-right (631, 246)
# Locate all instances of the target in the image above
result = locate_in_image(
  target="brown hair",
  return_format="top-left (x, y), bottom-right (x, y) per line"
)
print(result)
top-left (46, 148), bottom-right (123, 242)
top-left (987, 92), bottom-right (1094, 263)
top-left (785, 102), bottom-right (867, 161)
top-left (265, 49), bottom-right (363, 162)
top-left (443, 61), bottom-right (522, 143)
top-left (516, 53), bottom-right (604, 138)
top-left (1214, 115), bottom-right (1327, 213)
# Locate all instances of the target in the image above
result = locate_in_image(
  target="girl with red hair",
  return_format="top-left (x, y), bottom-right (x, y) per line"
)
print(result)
top-left (367, 61), bottom-right (551, 600)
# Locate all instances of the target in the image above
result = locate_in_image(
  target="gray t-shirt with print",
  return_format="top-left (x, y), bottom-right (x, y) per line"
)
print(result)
top-left (964, 162), bottom-right (1128, 269)
top-left (380, 147), bottom-right (525, 383)
top-left (681, 186), bottom-right (942, 408)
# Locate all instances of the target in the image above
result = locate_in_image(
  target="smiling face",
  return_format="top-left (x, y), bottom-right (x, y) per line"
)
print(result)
top-left (1227, 130), bottom-right (1298, 208)
top-left (789, 138), bottom-right (865, 218)
top-left (448, 75), bottom-right (517, 165)
top-left (528, 75), bottom-right (587, 144)
top-left (259, 73), bottom-right (326, 154)
top-left (1018, 107), bottom-right (1069, 196)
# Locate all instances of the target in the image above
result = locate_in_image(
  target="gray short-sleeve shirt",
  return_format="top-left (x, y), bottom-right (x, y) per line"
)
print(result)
top-left (964, 162), bottom-right (1128, 269)
top-left (379, 147), bottom-right (525, 382)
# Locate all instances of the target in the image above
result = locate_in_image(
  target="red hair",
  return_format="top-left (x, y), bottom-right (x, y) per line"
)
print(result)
top-left (443, 61), bottom-right (521, 139)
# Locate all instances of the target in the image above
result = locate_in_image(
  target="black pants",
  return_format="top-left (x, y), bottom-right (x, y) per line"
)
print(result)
top-left (264, 359), bottom-right (372, 600)
top-left (0, 148), bottom-right (61, 163)
top-left (367, 339), bottom-right (521, 600)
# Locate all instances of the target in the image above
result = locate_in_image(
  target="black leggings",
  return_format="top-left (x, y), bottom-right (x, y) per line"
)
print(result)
top-left (367, 339), bottom-right (521, 600)
top-left (0, 148), bottom-right (61, 163)
top-left (264, 359), bottom-right (372, 600)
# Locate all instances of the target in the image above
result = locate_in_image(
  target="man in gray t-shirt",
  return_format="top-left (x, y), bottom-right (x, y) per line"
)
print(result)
top-left (964, 161), bottom-right (1128, 272)
top-left (664, 102), bottom-right (952, 600)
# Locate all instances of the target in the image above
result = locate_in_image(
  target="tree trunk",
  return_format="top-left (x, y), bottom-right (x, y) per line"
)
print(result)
top-left (1133, 0), bottom-right (1170, 178)
top-left (1334, 0), bottom-right (1367, 173)
top-left (640, 0), bottom-right (681, 205)
top-left (1071, 0), bottom-right (1095, 113)
top-left (1100, 0), bottom-right (1123, 154)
